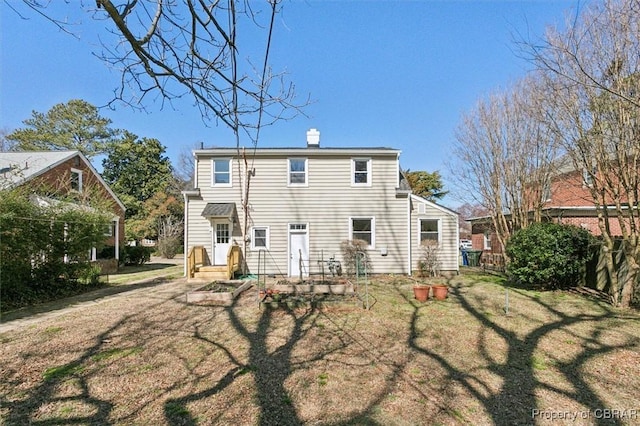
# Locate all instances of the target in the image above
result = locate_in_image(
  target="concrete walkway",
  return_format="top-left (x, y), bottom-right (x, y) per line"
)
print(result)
top-left (0, 257), bottom-right (197, 334)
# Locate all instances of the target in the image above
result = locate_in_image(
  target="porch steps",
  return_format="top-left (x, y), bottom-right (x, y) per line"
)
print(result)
top-left (193, 265), bottom-right (229, 281)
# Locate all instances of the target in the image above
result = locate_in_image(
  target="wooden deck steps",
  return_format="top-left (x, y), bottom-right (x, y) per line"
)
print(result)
top-left (193, 265), bottom-right (228, 281)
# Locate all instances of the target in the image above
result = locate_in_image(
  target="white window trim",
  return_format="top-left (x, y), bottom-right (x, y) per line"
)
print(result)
top-left (484, 232), bottom-right (492, 250)
top-left (418, 218), bottom-right (440, 245)
top-left (251, 226), bottom-right (270, 250)
top-left (583, 167), bottom-right (595, 187)
top-left (70, 168), bottom-right (83, 193)
top-left (542, 180), bottom-right (552, 202)
top-left (104, 220), bottom-right (115, 237)
top-left (349, 216), bottom-right (375, 249)
top-left (351, 158), bottom-right (372, 187)
top-left (287, 158), bottom-right (308, 187)
top-left (212, 158), bottom-right (232, 187)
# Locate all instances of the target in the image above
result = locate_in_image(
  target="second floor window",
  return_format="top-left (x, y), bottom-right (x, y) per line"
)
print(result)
top-left (70, 168), bottom-right (83, 192)
top-left (213, 159), bottom-right (231, 186)
top-left (352, 158), bottom-right (371, 185)
top-left (484, 231), bottom-right (492, 250)
top-left (541, 180), bottom-right (551, 202)
top-left (288, 158), bottom-right (307, 185)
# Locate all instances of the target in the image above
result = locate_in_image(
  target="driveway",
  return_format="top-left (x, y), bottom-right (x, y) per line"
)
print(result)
top-left (0, 256), bottom-right (198, 334)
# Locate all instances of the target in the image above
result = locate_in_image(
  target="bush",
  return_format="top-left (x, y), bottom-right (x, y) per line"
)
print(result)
top-left (0, 189), bottom-right (111, 309)
top-left (505, 222), bottom-right (594, 290)
top-left (122, 245), bottom-right (153, 265)
top-left (156, 236), bottom-right (181, 259)
top-left (340, 239), bottom-right (371, 276)
top-left (97, 245), bottom-right (121, 259)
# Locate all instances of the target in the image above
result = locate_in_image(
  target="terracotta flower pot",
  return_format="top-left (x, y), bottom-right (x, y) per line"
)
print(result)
top-left (432, 285), bottom-right (448, 300)
top-left (413, 285), bottom-right (430, 302)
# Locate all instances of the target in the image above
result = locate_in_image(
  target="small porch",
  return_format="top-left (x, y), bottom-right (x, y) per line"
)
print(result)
top-left (187, 245), bottom-right (242, 281)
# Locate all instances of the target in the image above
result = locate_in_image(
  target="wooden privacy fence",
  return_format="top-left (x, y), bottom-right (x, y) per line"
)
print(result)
top-left (583, 240), bottom-right (640, 302)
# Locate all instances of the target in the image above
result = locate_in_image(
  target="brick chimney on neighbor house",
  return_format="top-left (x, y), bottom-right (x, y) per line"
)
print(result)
top-left (306, 128), bottom-right (320, 148)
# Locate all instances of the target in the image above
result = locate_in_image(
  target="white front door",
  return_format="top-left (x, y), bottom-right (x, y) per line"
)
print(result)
top-left (289, 224), bottom-right (309, 277)
top-left (213, 221), bottom-right (231, 265)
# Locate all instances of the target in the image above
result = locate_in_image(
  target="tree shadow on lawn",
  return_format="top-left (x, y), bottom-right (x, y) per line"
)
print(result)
top-left (163, 301), bottom-right (321, 425)
top-left (5, 275), bottom-right (638, 425)
top-left (401, 275), bottom-right (640, 425)
top-left (2, 287), bottom-right (416, 426)
top-left (162, 297), bottom-right (416, 426)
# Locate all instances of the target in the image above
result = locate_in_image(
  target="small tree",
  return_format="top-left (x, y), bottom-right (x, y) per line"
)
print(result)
top-left (340, 239), bottom-right (371, 276)
top-left (505, 222), bottom-right (594, 290)
top-left (156, 215), bottom-right (183, 259)
top-left (418, 241), bottom-right (440, 277)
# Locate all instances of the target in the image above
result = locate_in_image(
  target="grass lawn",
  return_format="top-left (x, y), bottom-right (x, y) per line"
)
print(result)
top-left (104, 261), bottom-right (184, 285)
top-left (1, 272), bottom-right (639, 425)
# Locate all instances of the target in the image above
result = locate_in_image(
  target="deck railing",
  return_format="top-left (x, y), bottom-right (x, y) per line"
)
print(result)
top-left (227, 245), bottom-right (241, 279)
top-left (187, 246), bottom-right (206, 279)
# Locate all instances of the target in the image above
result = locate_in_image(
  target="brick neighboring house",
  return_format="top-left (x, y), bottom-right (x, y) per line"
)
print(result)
top-left (469, 160), bottom-right (636, 268)
top-left (0, 150), bottom-right (126, 260)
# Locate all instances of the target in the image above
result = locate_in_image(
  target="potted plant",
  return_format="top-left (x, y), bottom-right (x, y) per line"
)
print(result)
top-left (413, 284), bottom-right (431, 302)
top-left (432, 284), bottom-right (448, 300)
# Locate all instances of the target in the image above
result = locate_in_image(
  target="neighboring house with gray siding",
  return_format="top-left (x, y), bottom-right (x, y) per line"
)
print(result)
top-left (182, 130), bottom-right (459, 278)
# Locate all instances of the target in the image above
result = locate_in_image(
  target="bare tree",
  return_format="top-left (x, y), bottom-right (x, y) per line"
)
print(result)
top-left (451, 74), bottom-right (561, 255)
top-left (17, 0), bottom-right (308, 273)
top-left (527, 0), bottom-right (640, 307)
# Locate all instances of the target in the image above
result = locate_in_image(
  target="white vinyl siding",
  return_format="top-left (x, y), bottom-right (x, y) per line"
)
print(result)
top-left (410, 196), bottom-right (459, 275)
top-left (188, 151), bottom-right (410, 276)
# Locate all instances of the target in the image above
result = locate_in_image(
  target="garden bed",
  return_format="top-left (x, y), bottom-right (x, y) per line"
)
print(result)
top-left (271, 278), bottom-right (354, 295)
top-left (186, 279), bottom-right (254, 306)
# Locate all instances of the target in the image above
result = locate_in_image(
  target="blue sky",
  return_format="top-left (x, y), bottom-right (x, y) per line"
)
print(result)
top-left (1, 0), bottom-right (583, 207)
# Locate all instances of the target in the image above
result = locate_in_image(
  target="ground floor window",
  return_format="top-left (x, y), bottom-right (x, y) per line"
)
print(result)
top-left (419, 219), bottom-right (439, 244)
top-left (251, 226), bottom-right (269, 250)
top-left (350, 217), bottom-right (374, 247)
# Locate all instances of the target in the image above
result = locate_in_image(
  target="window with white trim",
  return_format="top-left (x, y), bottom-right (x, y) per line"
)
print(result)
top-left (583, 167), bottom-right (595, 187)
top-left (541, 179), bottom-right (551, 202)
top-left (419, 219), bottom-right (439, 244)
top-left (70, 168), bottom-right (83, 192)
top-left (212, 159), bottom-right (231, 186)
top-left (288, 158), bottom-right (307, 185)
top-left (251, 226), bottom-right (269, 250)
top-left (352, 158), bottom-right (371, 186)
top-left (484, 231), bottom-right (492, 250)
top-left (104, 221), bottom-right (115, 237)
top-left (350, 217), bottom-right (374, 247)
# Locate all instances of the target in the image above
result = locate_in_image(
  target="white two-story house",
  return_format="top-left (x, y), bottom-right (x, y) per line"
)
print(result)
top-left (183, 129), bottom-right (459, 279)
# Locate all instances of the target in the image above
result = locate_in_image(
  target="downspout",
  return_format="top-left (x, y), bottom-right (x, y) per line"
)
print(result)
top-left (407, 195), bottom-right (412, 275)
top-left (114, 217), bottom-right (120, 261)
top-left (455, 213), bottom-right (460, 275)
top-left (183, 192), bottom-right (189, 277)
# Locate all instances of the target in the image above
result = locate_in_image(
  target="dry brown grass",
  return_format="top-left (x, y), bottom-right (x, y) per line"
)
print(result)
top-left (1, 272), bottom-right (639, 425)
